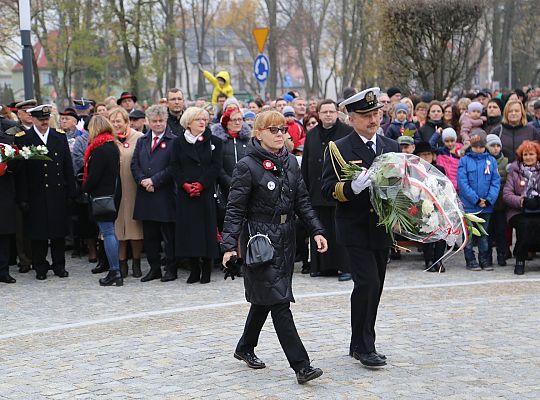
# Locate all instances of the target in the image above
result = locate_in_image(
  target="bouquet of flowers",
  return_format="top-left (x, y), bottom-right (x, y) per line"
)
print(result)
top-left (0, 143), bottom-right (51, 176)
top-left (334, 148), bottom-right (486, 266)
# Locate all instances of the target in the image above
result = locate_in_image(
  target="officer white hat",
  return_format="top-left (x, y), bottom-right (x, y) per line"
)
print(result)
top-left (27, 104), bottom-right (54, 120)
top-left (339, 87), bottom-right (383, 113)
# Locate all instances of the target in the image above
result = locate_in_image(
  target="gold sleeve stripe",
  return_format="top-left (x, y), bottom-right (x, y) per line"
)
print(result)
top-left (332, 182), bottom-right (349, 202)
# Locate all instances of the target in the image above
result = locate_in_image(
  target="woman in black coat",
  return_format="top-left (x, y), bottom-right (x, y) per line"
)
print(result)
top-left (83, 116), bottom-right (122, 286)
top-left (414, 101), bottom-right (448, 148)
top-left (171, 107), bottom-right (222, 284)
top-left (211, 108), bottom-right (251, 229)
top-left (0, 138), bottom-right (17, 283)
top-left (221, 110), bottom-right (328, 385)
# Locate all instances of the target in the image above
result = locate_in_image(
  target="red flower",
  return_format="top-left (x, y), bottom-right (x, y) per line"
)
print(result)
top-left (408, 205), bottom-right (418, 217)
top-left (12, 145), bottom-right (19, 156)
top-left (263, 160), bottom-right (275, 170)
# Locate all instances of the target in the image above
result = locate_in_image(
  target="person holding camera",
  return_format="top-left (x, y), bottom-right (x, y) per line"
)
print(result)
top-left (503, 140), bottom-right (540, 275)
top-left (221, 110), bottom-right (328, 385)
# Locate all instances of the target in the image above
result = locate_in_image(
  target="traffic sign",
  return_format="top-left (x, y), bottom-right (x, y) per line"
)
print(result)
top-left (254, 54), bottom-right (270, 83)
top-left (252, 27), bottom-right (269, 54)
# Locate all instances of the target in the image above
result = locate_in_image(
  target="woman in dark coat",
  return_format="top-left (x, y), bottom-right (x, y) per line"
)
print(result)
top-left (83, 116), bottom-right (122, 286)
top-left (499, 100), bottom-right (540, 163)
top-left (211, 108), bottom-right (251, 229)
top-left (0, 139), bottom-right (17, 283)
top-left (503, 140), bottom-right (540, 275)
top-left (222, 110), bottom-right (328, 385)
top-left (171, 107), bottom-right (222, 284)
top-left (414, 101), bottom-right (448, 148)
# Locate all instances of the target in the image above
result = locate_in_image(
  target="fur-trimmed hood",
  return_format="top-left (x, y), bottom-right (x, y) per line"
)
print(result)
top-left (211, 122), bottom-right (252, 142)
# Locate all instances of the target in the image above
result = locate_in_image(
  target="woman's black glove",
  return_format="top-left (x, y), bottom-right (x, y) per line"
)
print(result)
top-left (523, 196), bottom-right (540, 210)
top-left (223, 255), bottom-right (243, 280)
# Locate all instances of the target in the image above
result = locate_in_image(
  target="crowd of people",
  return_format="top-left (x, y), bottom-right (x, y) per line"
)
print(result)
top-left (1, 80), bottom-right (540, 287)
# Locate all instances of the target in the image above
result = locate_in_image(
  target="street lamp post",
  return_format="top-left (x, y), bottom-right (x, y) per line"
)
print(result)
top-left (19, 0), bottom-right (34, 100)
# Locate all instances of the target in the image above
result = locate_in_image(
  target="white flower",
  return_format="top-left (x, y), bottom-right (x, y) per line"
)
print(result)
top-left (420, 212), bottom-right (439, 234)
top-left (2, 144), bottom-right (15, 158)
top-left (20, 147), bottom-right (32, 159)
top-left (422, 199), bottom-right (435, 215)
top-left (36, 145), bottom-right (48, 155)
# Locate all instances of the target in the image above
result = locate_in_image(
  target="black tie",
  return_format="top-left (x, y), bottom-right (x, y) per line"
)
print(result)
top-left (366, 140), bottom-right (376, 156)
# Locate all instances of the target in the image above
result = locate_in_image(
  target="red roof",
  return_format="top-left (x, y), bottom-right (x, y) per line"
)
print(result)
top-left (12, 40), bottom-right (49, 72)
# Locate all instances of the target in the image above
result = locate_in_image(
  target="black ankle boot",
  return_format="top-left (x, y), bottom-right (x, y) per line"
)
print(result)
top-left (187, 258), bottom-right (201, 284)
top-left (132, 258), bottom-right (142, 278)
top-left (99, 270), bottom-right (123, 286)
top-left (497, 252), bottom-right (507, 266)
top-left (200, 258), bottom-right (212, 284)
top-left (141, 266), bottom-right (162, 282)
top-left (119, 260), bottom-right (128, 278)
top-left (514, 260), bottom-right (525, 275)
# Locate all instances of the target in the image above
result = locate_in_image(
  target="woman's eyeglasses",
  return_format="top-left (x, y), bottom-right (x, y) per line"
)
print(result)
top-left (266, 126), bottom-right (288, 134)
top-left (229, 118), bottom-right (243, 123)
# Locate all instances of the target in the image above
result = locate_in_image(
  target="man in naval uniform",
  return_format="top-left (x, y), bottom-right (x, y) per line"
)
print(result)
top-left (15, 104), bottom-right (76, 280)
top-left (321, 87), bottom-right (399, 368)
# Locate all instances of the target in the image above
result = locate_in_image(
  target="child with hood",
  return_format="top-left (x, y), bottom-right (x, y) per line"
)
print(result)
top-left (435, 128), bottom-right (463, 191)
top-left (384, 103), bottom-right (417, 140)
top-left (199, 64), bottom-right (234, 105)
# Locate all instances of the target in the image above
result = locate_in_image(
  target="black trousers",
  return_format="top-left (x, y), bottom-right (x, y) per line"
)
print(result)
top-left (0, 234), bottom-right (10, 275)
top-left (142, 221), bottom-right (175, 270)
top-left (510, 213), bottom-right (540, 261)
top-left (423, 240), bottom-right (447, 264)
top-left (345, 246), bottom-right (388, 354)
top-left (488, 209), bottom-right (507, 256)
top-left (236, 302), bottom-right (310, 372)
top-left (31, 238), bottom-right (66, 275)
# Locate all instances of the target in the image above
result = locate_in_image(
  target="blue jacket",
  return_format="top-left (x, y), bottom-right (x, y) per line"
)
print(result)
top-left (457, 151), bottom-right (500, 213)
top-left (385, 120), bottom-right (417, 140)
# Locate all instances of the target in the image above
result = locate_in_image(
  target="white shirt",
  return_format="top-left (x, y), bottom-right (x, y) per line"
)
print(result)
top-left (151, 131), bottom-right (165, 147)
top-left (34, 126), bottom-right (50, 145)
top-left (357, 132), bottom-right (377, 153)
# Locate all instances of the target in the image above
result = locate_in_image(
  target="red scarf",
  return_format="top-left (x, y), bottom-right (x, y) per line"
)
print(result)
top-left (228, 130), bottom-right (238, 139)
top-left (83, 133), bottom-right (115, 184)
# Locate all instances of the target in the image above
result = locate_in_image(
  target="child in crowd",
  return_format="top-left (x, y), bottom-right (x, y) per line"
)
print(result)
top-left (414, 142), bottom-right (447, 272)
top-left (485, 134), bottom-right (509, 266)
top-left (397, 135), bottom-right (415, 154)
top-left (457, 134), bottom-right (501, 271)
top-left (385, 103), bottom-right (417, 140)
top-left (434, 128), bottom-right (463, 191)
top-left (459, 101), bottom-right (485, 144)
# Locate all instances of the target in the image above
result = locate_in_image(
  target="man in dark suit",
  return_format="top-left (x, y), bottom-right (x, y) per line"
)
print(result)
top-left (321, 87), bottom-right (399, 369)
top-left (15, 104), bottom-right (76, 280)
top-left (131, 105), bottom-right (176, 282)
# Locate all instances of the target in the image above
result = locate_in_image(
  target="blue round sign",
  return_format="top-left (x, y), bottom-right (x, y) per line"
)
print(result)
top-left (254, 54), bottom-right (269, 83)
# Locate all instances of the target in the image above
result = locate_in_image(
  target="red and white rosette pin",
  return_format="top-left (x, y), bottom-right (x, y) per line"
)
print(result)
top-left (263, 160), bottom-right (274, 170)
top-left (197, 135), bottom-right (204, 142)
top-left (160, 142), bottom-right (166, 149)
top-left (123, 142), bottom-right (130, 148)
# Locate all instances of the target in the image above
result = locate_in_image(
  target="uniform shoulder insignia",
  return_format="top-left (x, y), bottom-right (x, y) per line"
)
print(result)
top-left (55, 128), bottom-right (65, 134)
top-left (15, 131), bottom-right (26, 137)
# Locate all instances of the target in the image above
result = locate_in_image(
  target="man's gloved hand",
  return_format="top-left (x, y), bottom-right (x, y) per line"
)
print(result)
top-left (351, 170), bottom-right (371, 194)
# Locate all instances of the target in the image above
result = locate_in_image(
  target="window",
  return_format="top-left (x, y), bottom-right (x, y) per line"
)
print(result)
top-left (216, 50), bottom-right (229, 65)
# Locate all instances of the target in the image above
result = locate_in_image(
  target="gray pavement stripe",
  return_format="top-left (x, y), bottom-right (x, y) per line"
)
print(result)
top-left (0, 277), bottom-right (538, 341)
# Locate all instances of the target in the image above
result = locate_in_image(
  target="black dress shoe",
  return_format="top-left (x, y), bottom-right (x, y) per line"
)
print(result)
top-left (353, 351), bottom-right (386, 368)
top-left (338, 272), bottom-right (352, 281)
top-left (36, 273), bottom-right (47, 280)
top-left (296, 365), bottom-right (323, 384)
top-left (309, 271), bottom-right (321, 277)
top-left (91, 263), bottom-right (109, 274)
top-left (350, 349), bottom-right (386, 361)
top-left (234, 351), bottom-right (266, 369)
top-left (0, 274), bottom-right (16, 283)
top-left (99, 270), bottom-right (123, 286)
top-left (141, 268), bottom-right (162, 282)
top-left (18, 264), bottom-right (31, 273)
top-left (160, 270), bottom-right (177, 282)
top-left (88, 258), bottom-right (98, 263)
top-left (54, 269), bottom-right (69, 278)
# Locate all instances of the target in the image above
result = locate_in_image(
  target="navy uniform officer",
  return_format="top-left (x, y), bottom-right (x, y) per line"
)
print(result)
top-left (321, 87), bottom-right (399, 368)
top-left (15, 104), bottom-right (77, 280)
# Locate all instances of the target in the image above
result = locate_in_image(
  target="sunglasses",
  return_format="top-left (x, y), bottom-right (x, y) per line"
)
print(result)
top-left (266, 126), bottom-right (288, 134)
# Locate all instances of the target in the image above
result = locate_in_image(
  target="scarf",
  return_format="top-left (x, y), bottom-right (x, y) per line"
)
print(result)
top-left (184, 130), bottom-right (203, 144)
top-left (83, 133), bottom-right (115, 184)
top-left (519, 162), bottom-right (540, 198)
top-left (228, 130), bottom-right (239, 139)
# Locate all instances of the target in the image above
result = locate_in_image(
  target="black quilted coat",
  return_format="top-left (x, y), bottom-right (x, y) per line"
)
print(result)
top-left (222, 138), bottom-right (325, 305)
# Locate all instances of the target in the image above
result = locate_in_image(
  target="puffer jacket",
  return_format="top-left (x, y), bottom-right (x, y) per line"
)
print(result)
top-left (503, 161), bottom-right (540, 222)
top-left (459, 112), bottom-right (483, 143)
top-left (457, 151), bottom-right (500, 213)
top-left (435, 143), bottom-right (463, 191)
top-left (414, 119), bottom-right (448, 148)
top-left (385, 120), bottom-right (417, 140)
top-left (222, 138), bottom-right (325, 305)
top-left (499, 123), bottom-right (540, 163)
top-left (212, 122), bottom-right (251, 196)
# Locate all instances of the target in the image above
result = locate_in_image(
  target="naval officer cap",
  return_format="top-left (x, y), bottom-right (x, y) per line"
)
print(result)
top-left (338, 87), bottom-right (384, 114)
top-left (27, 104), bottom-right (53, 120)
top-left (15, 99), bottom-right (38, 110)
top-left (73, 98), bottom-right (95, 110)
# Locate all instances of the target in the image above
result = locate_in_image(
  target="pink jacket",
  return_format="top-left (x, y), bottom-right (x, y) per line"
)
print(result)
top-left (436, 143), bottom-right (463, 191)
top-left (459, 112), bottom-right (483, 142)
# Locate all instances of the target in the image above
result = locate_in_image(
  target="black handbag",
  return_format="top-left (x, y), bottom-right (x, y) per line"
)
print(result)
top-left (90, 175), bottom-right (118, 218)
top-left (245, 224), bottom-right (274, 268)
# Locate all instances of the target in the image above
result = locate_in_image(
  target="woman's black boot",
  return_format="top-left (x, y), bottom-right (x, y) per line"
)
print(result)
top-left (119, 260), bottom-right (128, 278)
top-left (92, 241), bottom-right (109, 274)
top-left (186, 258), bottom-right (201, 284)
top-left (200, 258), bottom-right (212, 284)
top-left (99, 270), bottom-right (123, 286)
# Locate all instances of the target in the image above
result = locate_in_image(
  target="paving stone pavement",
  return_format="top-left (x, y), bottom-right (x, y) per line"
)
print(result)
top-left (1, 251), bottom-right (539, 399)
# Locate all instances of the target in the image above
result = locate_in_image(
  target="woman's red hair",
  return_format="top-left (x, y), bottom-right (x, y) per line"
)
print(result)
top-left (515, 140), bottom-right (540, 161)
